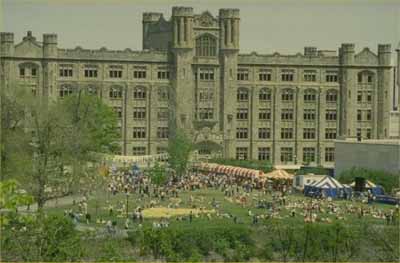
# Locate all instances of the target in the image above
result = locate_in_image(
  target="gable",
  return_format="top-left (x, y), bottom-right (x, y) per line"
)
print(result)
top-left (355, 48), bottom-right (378, 65)
top-left (15, 40), bottom-right (42, 58)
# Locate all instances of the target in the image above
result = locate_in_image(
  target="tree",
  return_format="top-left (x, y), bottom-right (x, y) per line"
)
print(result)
top-left (149, 161), bottom-right (168, 186)
top-left (1, 84), bottom-right (120, 210)
top-left (167, 130), bottom-right (193, 178)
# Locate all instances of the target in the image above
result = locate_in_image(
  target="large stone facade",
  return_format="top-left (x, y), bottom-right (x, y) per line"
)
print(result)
top-left (1, 7), bottom-right (398, 168)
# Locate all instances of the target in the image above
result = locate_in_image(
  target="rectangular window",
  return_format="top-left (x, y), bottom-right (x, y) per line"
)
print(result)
top-left (258, 128), bottom-right (271, 139)
top-left (357, 91), bottom-right (362, 102)
top-left (132, 127), bottom-right (146, 139)
top-left (236, 128), bottom-right (248, 139)
top-left (367, 91), bottom-right (372, 102)
top-left (259, 89), bottom-right (271, 101)
top-left (199, 68), bottom-right (215, 81)
top-left (59, 64), bottom-right (73, 77)
top-left (199, 90), bottom-right (214, 102)
top-left (133, 107), bottom-right (146, 119)
top-left (281, 147), bottom-right (293, 162)
top-left (281, 128), bottom-right (293, 139)
top-left (259, 69), bottom-right (272, 81)
top-left (326, 71), bottom-right (338, 82)
top-left (236, 147), bottom-right (248, 160)
top-left (357, 128), bottom-right (362, 139)
top-left (366, 110), bottom-right (372, 121)
top-left (281, 109), bottom-right (294, 120)
top-left (303, 128), bottom-right (316, 139)
top-left (157, 127), bottom-right (169, 139)
top-left (258, 147), bottom-right (271, 161)
top-left (20, 68), bottom-right (25, 76)
top-left (325, 128), bottom-right (337, 139)
top-left (31, 68), bottom-right (37, 76)
top-left (325, 147), bottom-right (335, 162)
top-left (259, 108), bottom-right (271, 120)
top-left (367, 75), bottom-right (373, 83)
top-left (132, 147), bottom-right (146, 156)
top-left (325, 110), bottom-right (337, 121)
top-left (157, 108), bottom-right (169, 121)
top-left (366, 128), bottom-right (372, 139)
top-left (157, 71), bottom-right (170, 80)
top-left (237, 108), bottom-right (249, 120)
top-left (303, 109), bottom-right (316, 121)
top-left (303, 70), bottom-right (316, 82)
top-left (109, 70), bottom-right (122, 78)
top-left (198, 108), bottom-right (214, 120)
top-left (237, 69), bottom-right (249, 81)
top-left (133, 67), bottom-right (147, 79)
top-left (281, 69), bottom-right (294, 82)
top-left (358, 74), bottom-right (362, 83)
top-left (84, 66), bottom-right (98, 78)
top-left (303, 147), bottom-right (316, 163)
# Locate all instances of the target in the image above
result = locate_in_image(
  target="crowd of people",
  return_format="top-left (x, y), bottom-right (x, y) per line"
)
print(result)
top-left (63, 163), bottom-right (398, 234)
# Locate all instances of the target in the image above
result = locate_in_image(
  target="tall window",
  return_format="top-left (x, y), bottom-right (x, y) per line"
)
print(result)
top-left (84, 66), bottom-right (98, 78)
top-left (236, 147), bottom-right (248, 160)
top-left (195, 34), bottom-right (217, 57)
top-left (158, 87), bottom-right (169, 101)
top-left (303, 128), bottom-right (316, 139)
top-left (325, 128), bottom-right (337, 139)
top-left (109, 86), bottom-right (122, 99)
top-left (199, 90), bottom-right (214, 102)
top-left (282, 89), bottom-right (294, 101)
top-left (133, 67), bottom-right (147, 79)
top-left (237, 108), bottom-right (249, 120)
top-left (281, 69), bottom-right (294, 81)
top-left (326, 110), bottom-right (337, 121)
top-left (325, 147), bottom-right (335, 162)
top-left (59, 85), bottom-right (74, 97)
top-left (133, 107), bottom-right (146, 119)
top-left (281, 109), bottom-right (294, 120)
top-left (281, 147), bottom-right (293, 162)
top-left (258, 147), bottom-right (271, 161)
top-left (59, 64), bottom-right (73, 77)
top-left (303, 147), bottom-right (316, 163)
top-left (303, 70), bottom-right (317, 82)
top-left (259, 108), bottom-right (271, 120)
top-left (326, 90), bottom-right (338, 103)
top-left (258, 128), bottom-right (271, 139)
top-left (157, 69), bottom-right (170, 80)
top-left (236, 128), bottom-right (248, 139)
top-left (237, 69), bottom-right (249, 81)
top-left (259, 69), bottom-right (272, 81)
top-left (132, 127), bottom-right (146, 139)
top-left (237, 88), bottom-right (249, 101)
top-left (113, 107), bottom-right (122, 119)
top-left (133, 87), bottom-right (146, 99)
top-left (132, 147), bottom-right (146, 156)
top-left (198, 108), bottom-right (214, 120)
top-left (326, 71), bottom-right (338, 82)
top-left (157, 127), bottom-right (169, 139)
top-left (259, 88), bottom-right (271, 101)
top-left (304, 109), bottom-right (316, 121)
top-left (304, 89), bottom-right (316, 102)
top-left (199, 68), bottom-right (214, 80)
top-left (281, 128), bottom-right (293, 139)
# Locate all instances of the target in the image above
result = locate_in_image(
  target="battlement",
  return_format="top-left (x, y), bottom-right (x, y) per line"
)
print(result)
top-left (378, 44), bottom-right (391, 53)
top-left (143, 12), bottom-right (163, 22)
top-left (341, 43), bottom-right (355, 53)
top-left (219, 8), bottom-right (240, 19)
top-left (43, 33), bottom-right (57, 45)
top-left (172, 6), bottom-right (193, 17)
top-left (0, 32), bottom-right (14, 43)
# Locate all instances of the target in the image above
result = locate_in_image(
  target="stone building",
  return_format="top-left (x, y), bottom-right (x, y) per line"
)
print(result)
top-left (1, 7), bottom-right (399, 168)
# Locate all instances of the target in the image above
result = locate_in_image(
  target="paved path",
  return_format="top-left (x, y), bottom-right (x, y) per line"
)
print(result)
top-left (16, 194), bottom-right (84, 212)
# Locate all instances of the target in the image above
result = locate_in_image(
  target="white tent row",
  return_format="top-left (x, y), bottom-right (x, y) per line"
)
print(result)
top-left (96, 152), bottom-right (169, 165)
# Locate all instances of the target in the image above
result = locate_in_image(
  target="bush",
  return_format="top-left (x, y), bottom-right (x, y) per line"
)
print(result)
top-left (127, 222), bottom-right (254, 261)
top-left (337, 167), bottom-right (400, 193)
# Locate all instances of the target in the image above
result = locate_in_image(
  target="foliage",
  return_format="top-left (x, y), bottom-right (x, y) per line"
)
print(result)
top-left (168, 130), bottom-right (193, 178)
top-left (295, 165), bottom-right (331, 176)
top-left (127, 222), bottom-right (254, 261)
top-left (337, 167), bottom-right (400, 193)
top-left (1, 214), bottom-right (84, 261)
top-left (149, 162), bottom-right (168, 186)
top-left (210, 158), bottom-right (274, 173)
top-left (0, 179), bottom-right (33, 210)
top-left (1, 85), bottom-right (120, 209)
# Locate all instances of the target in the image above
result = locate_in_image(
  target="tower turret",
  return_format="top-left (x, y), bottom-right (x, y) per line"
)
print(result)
top-left (0, 32), bottom-right (14, 56)
top-left (142, 12), bottom-right (163, 49)
top-left (43, 33), bottom-right (58, 58)
top-left (377, 44), bottom-right (392, 139)
top-left (340, 43), bottom-right (355, 65)
top-left (172, 7), bottom-right (194, 49)
top-left (396, 43), bottom-right (400, 110)
top-left (219, 8), bottom-right (240, 50)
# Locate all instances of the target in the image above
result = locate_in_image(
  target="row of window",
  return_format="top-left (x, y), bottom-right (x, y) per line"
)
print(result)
top-left (130, 146), bottom-right (168, 156)
top-left (131, 127), bottom-right (169, 139)
top-left (59, 85), bottom-right (169, 101)
top-left (236, 108), bottom-right (337, 121)
top-left (235, 127), bottom-right (338, 140)
top-left (237, 88), bottom-right (338, 103)
top-left (236, 147), bottom-right (335, 162)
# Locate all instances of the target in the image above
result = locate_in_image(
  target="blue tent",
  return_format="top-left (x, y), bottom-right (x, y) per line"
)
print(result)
top-left (304, 175), bottom-right (351, 198)
top-left (350, 180), bottom-right (385, 196)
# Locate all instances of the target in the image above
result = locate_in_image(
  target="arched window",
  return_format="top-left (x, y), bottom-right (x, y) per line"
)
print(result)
top-left (326, 90), bottom-right (338, 103)
top-left (109, 86), bottom-right (122, 99)
top-left (304, 89), bottom-right (316, 102)
top-left (237, 88), bottom-right (249, 102)
top-left (59, 85), bottom-right (74, 97)
top-left (281, 89), bottom-right (294, 101)
top-left (196, 34), bottom-right (217, 57)
top-left (259, 88), bottom-right (271, 101)
top-left (133, 86), bottom-right (146, 99)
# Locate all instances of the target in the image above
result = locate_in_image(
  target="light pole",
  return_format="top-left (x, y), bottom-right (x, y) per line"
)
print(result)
top-left (125, 191), bottom-right (130, 219)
